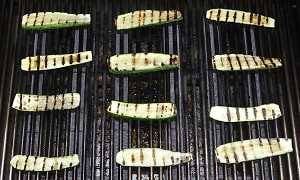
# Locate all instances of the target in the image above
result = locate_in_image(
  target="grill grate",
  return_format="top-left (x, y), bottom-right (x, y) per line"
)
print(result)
top-left (0, 0), bottom-right (300, 179)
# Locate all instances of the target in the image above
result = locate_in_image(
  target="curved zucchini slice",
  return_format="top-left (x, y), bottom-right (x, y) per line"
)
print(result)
top-left (107, 101), bottom-right (176, 121)
top-left (22, 12), bottom-right (90, 30)
top-left (116, 10), bottom-right (183, 30)
top-left (116, 148), bottom-right (192, 167)
top-left (10, 154), bottom-right (79, 171)
top-left (108, 53), bottom-right (180, 75)
top-left (216, 138), bottom-right (293, 164)
top-left (206, 9), bottom-right (275, 28)
top-left (12, 93), bottom-right (80, 112)
top-left (210, 103), bottom-right (281, 122)
top-left (213, 54), bottom-right (282, 71)
top-left (21, 51), bottom-right (92, 71)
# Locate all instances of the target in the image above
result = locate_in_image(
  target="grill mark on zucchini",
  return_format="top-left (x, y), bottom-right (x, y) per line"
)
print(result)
top-left (206, 9), bottom-right (275, 28)
top-left (235, 55), bottom-right (242, 70)
top-left (241, 145), bottom-right (248, 161)
top-left (253, 107), bottom-right (257, 119)
top-left (243, 55), bottom-right (250, 69)
top-left (226, 107), bottom-right (231, 122)
top-left (227, 55), bottom-right (233, 70)
top-left (41, 157), bottom-right (46, 171)
top-left (61, 93), bottom-right (65, 110)
top-left (217, 9), bottom-right (221, 21)
top-left (28, 57), bottom-right (32, 71)
top-left (245, 108), bottom-right (249, 120)
top-left (77, 53), bottom-right (81, 63)
top-left (213, 54), bottom-right (282, 71)
top-left (131, 154), bottom-right (135, 163)
top-left (140, 149), bottom-right (144, 164)
top-left (233, 11), bottom-right (237, 22)
top-left (170, 156), bottom-right (175, 164)
top-left (19, 94), bottom-right (23, 110)
top-left (225, 10), bottom-right (230, 22)
top-left (236, 107), bottom-right (240, 121)
top-left (45, 55), bottom-right (48, 68)
top-left (21, 51), bottom-right (92, 71)
top-left (152, 148), bottom-right (156, 166)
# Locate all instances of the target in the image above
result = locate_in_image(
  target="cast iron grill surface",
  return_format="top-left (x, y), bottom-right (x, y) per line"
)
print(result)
top-left (0, 0), bottom-right (300, 179)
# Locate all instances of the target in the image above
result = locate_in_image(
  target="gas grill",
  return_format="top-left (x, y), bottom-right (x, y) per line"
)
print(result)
top-left (0, 0), bottom-right (300, 179)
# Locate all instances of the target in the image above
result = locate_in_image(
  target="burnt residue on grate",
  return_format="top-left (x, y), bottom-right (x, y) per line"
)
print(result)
top-left (0, 0), bottom-right (300, 179)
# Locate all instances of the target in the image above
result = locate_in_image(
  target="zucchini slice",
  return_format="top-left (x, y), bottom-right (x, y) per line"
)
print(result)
top-left (12, 93), bottom-right (80, 112)
top-left (206, 9), bottom-right (275, 28)
top-left (22, 12), bottom-right (90, 30)
top-left (216, 138), bottom-right (293, 164)
top-left (108, 53), bottom-right (180, 75)
top-left (210, 103), bottom-right (281, 122)
top-left (107, 100), bottom-right (176, 121)
top-left (213, 54), bottom-right (282, 71)
top-left (116, 10), bottom-right (183, 30)
top-left (21, 51), bottom-right (92, 71)
top-left (10, 154), bottom-right (79, 171)
top-left (116, 148), bottom-right (192, 167)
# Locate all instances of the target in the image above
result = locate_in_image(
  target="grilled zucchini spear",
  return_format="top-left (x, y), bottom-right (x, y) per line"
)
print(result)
top-left (22, 12), bottom-right (90, 30)
top-left (107, 100), bottom-right (176, 121)
top-left (206, 9), bottom-right (275, 28)
top-left (108, 53), bottom-right (180, 75)
top-left (212, 54), bottom-right (282, 71)
top-left (21, 51), bottom-right (92, 71)
top-left (210, 103), bottom-right (281, 122)
top-left (216, 138), bottom-right (293, 164)
top-left (116, 10), bottom-right (183, 30)
top-left (10, 154), bottom-right (79, 171)
top-left (12, 93), bottom-right (80, 112)
top-left (116, 148), bottom-right (192, 167)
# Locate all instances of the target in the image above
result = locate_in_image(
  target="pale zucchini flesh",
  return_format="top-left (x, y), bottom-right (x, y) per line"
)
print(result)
top-left (21, 51), bottom-right (92, 71)
top-left (22, 12), bottom-right (90, 30)
top-left (210, 104), bottom-right (282, 122)
top-left (206, 9), bottom-right (275, 28)
top-left (116, 148), bottom-right (192, 167)
top-left (213, 54), bottom-right (282, 71)
top-left (116, 10), bottom-right (183, 30)
top-left (12, 93), bottom-right (80, 111)
top-left (108, 53), bottom-right (180, 75)
top-left (10, 154), bottom-right (79, 171)
top-left (107, 101), bottom-right (176, 120)
top-left (216, 138), bottom-right (293, 164)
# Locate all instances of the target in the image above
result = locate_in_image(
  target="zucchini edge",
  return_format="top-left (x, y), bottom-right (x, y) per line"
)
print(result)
top-left (108, 64), bottom-right (179, 75)
top-left (22, 22), bottom-right (90, 30)
top-left (107, 111), bottom-right (177, 122)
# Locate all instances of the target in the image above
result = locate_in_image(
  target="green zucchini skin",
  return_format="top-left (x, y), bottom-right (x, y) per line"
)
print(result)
top-left (108, 53), bottom-right (180, 75)
top-left (107, 101), bottom-right (177, 121)
top-left (22, 23), bottom-right (90, 30)
top-left (22, 12), bottom-right (90, 30)
top-left (108, 64), bottom-right (179, 75)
